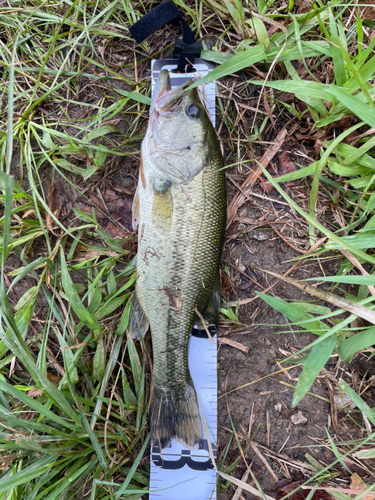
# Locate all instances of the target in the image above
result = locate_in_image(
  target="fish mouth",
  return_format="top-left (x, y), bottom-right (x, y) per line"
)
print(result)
top-left (150, 69), bottom-right (193, 118)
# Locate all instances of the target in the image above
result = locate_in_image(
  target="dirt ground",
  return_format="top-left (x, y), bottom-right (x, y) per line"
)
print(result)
top-left (217, 188), bottom-right (332, 497)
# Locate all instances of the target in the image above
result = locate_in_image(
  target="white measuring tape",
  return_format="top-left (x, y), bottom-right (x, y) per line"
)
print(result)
top-left (149, 59), bottom-right (218, 500)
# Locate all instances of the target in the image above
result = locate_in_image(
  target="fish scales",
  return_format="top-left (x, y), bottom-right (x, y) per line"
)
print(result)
top-left (129, 70), bottom-right (226, 449)
top-left (138, 156), bottom-right (225, 385)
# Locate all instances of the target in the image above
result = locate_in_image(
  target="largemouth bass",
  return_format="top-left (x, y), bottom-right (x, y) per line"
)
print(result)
top-left (129, 69), bottom-right (226, 449)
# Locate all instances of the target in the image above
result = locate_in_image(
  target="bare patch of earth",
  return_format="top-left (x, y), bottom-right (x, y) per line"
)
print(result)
top-left (215, 187), bottom-right (366, 497)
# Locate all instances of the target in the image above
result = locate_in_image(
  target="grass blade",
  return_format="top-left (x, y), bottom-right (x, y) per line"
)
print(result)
top-left (292, 332), bottom-right (337, 407)
top-left (114, 435), bottom-right (150, 498)
top-left (189, 45), bottom-right (266, 89)
top-left (60, 248), bottom-right (101, 331)
top-left (256, 292), bottom-right (328, 335)
top-left (260, 165), bottom-right (375, 266)
top-left (0, 456), bottom-right (63, 494)
top-left (0, 379), bottom-right (78, 431)
top-left (338, 326), bottom-right (375, 361)
top-left (339, 381), bottom-right (375, 426)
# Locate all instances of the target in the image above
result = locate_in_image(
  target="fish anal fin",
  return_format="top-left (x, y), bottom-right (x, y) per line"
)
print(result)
top-left (128, 289), bottom-right (149, 339)
top-left (194, 273), bottom-right (220, 338)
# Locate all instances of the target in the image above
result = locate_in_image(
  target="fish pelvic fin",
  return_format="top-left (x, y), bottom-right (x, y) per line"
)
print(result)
top-left (150, 384), bottom-right (203, 450)
top-left (132, 186), bottom-right (140, 230)
top-left (128, 289), bottom-right (149, 339)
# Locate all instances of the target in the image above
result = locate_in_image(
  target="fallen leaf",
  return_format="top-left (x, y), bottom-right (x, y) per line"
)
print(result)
top-left (260, 177), bottom-right (275, 194)
top-left (28, 372), bottom-right (63, 397)
top-left (47, 373), bottom-right (63, 385)
top-left (278, 150), bottom-right (296, 176)
top-left (350, 473), bottom-right (372, 500)
top-left (28, 387), bottom-right (43, 397)
top-left (227, 127), bottom-right (288, 222)
top-left (104, 221), bottom-right (128, 239)
top-left (360, 0), bottom-right (375, 19)
top-left (108, 182), bottom-right (133, 195)
top-left (61, 342), bottom-right (90, 350)
top-left (73, 249), bottom-right (119, 260)
top-left (260, 150), bottom-right (296, 193)
top-left (79, 187), bottom-right (134, 238)
top-left (235, 461), bottom-right (262, 483)
top-left (22, 208), bottom-right (36, 219)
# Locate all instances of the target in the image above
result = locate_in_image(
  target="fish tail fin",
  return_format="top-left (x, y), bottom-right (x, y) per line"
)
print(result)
top-left (150, 384), bottom-right (203, 449)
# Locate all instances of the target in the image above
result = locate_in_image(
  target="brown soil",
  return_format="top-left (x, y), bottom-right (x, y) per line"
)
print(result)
top-left (214, 180), bottom-right (371, 497)
top-left (217, 194), bottom-right (329, 497)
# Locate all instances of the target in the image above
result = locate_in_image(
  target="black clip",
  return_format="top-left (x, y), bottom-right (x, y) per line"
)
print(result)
top-left (129, 1), bottom-right (202, 73)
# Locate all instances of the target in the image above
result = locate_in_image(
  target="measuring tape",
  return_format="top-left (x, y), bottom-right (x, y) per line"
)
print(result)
top-left (149, 60), bottom-right (218, 500)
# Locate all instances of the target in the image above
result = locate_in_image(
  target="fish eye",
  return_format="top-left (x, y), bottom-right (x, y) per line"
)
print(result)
top-left (186, 104), bottom-right (202, 119)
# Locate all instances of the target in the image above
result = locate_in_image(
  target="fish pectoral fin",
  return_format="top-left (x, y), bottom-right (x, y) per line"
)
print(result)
top-left (194, 273), bottom-right (220, 338)
top-left (132, 186), bottom-right (140, 230)
top-left (151, 188), bottom-right (173, 230)
top-left (128, 288), bottom-right (149, 339)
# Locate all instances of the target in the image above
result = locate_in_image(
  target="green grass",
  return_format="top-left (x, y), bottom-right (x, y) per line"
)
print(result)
top-left (1, 0), bottom-right (375, 497)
